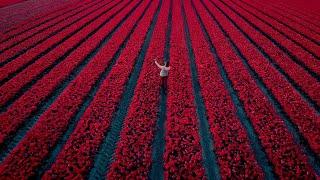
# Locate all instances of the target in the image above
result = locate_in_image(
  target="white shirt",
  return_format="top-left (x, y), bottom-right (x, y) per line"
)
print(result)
top-left (160, 66), bottom-right (170, 77)
top-left (155, 61), bottom-right (170, 77)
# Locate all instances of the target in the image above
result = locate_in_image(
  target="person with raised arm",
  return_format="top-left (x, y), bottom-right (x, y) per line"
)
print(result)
top-left (155, 58), bottom-right (171, 92)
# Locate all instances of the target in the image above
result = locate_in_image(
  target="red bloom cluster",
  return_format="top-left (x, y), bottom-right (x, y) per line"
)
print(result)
top-left (107, 0), bottom-right (169, 178)
top-left (0, 0), bottom-right (120, 83)
top-left (0, 0), bottom-right (319, 178)
top-left (227, 0), bottom-right (320, 58)
top-left (43, 1), bottom-right (159, 178)
top-left (0, 0), bottom-right (134, 147)
top-left (1, 0), bottom-right (86, 37)
top-left (212, 0), bottom-right (320, 77)
top-left (0, 0), bottom-right (154, 178)
top-left (0, 0), bottom-right (148, 177)
top-left (266, 0), bottom-right (320, 28)
top-left (184, 1), bottom-right (264, 178)
top-left (0, 0), bottom-right (26, 8)
top-left (201, 0), bottom-right (317, 177)
top-left (0, 0), bottom-right (104, 55)
top-left (162, 1), bottom-right (205, 178)
top-left (211, 0), bottom-right (320, 155)
top-left (242, 0), bottom-right (320, 51)
top-left (0, 0), bottom-right (123, 107)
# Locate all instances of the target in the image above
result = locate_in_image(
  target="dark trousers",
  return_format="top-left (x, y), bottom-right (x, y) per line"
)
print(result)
top-left (161, 76), bottom-right (168, 90)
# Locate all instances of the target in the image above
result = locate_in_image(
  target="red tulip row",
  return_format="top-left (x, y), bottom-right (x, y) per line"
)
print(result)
top-left (2, 0), bottom-right (88, 39)
top-left (209, 0), bottom-right (320, 154)
top-left (1, 0), bottom-right (91, 36)
top-left (0, 0), bottom-right (26, 8)
top-left (272, 5), bottom-right (320, 33)
top-left (243, 0), bottom-right (320, 41)
top-left (42, 0), bottom-right (159, 178)
top-left (0, 0), bottom-right (115, 65)
top-left (199, 0), bottom-right (317, 177)
top-left (0, 0), bottom-right (120, 106)
top-left (184, 1), bottom-right (264, 178)
top-left (0, 0), bottom-right (136, 146)
top-left (0, 0), bottom-right (101, 52)
top-left (206, 1), bottom-right (320, 107)
top-left (227, 0), bottom-right (320, 57)
top-left (270, 0), bottom-right (320, 27)
top-left (0, 0), bottom-right (123, 109)
top-left (0, 0), bottom-right (155, 178)
top-left (211, 0), bottom-right (320, 77)
top-left (267, 0), bottom-right (320, 23)
top-left (163, 0), bottom-right (205, 178)
top-left (107, 0), bottom-right (169, 178)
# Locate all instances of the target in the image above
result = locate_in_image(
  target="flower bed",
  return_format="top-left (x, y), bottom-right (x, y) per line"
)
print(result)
top-left (266, 0), bottom-right (320, 24)
top-left (107, 0), bottom-right (169, 178)
top-left (240, 0), bottom-right (320, 45)
top-left (0, 0), bottom-right (122, 107)
top-left (0, 0), bottom-right (116, 69)
top-left (228, 0), bottom-right (320, 58)
top-left (212, 0), bottom-right (320, 77)
top-left (198, 0), bottom-right (316, 177)
top-left (0, 0), bottom-right (26, 8)
top-left (0, 0), bottom-right (136, 147)
top-left (162, 0), bottom-right (205, 178)
top-left (184, 1), bottom-right (263, 178)
top-left (220, 0), bottom-right (320, 107)
top-left (0, 0), bottom-right (154, 178)
top-left (0, 0), bottom-right (103, 53)
top-left (0, 0), bottom-right (319, 178)
top-left (210, 0), bottom-right (320, 155)
top-left (1, 0), bottom-right (89, 39)
top-left (41, 1), bottom-right (159, 178)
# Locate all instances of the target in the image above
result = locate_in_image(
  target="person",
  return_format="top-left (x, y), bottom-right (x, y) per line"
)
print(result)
top-left (155, 59), bottom-right (171, 92)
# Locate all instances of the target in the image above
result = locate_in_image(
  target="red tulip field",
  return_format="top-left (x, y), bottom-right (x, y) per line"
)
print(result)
top-left (0, 1), bottom-right (25, 8)
top-left (0, 0), bottom-right (319, 179)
